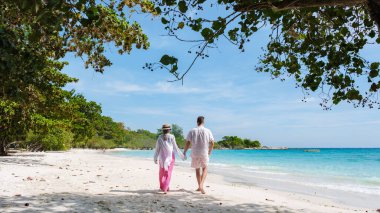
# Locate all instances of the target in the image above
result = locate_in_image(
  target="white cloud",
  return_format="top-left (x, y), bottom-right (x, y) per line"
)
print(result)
top-left (149, 36), bottom-right (176, 49)
top-left (104, 81), bottom-right (205, 95)
top-left (111, 107), bottom-right (169, 116)
top-left (154, 81), bottom-right (203, 94)
top-left (106, 82), bottom-right (146, 93)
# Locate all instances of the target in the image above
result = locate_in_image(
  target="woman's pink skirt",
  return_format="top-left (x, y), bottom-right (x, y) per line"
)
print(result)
top-left (159, 153), bottom-right (175, 192)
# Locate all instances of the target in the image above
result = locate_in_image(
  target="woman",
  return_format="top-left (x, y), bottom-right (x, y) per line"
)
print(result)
top-left (154, 124), bottom-right (186, 193)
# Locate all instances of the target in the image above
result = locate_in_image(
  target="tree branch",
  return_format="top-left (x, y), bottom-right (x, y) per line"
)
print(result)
top-left (234, 0), bottom-right (366, 12)
top-left (235, 0), bottom-right (380, 38)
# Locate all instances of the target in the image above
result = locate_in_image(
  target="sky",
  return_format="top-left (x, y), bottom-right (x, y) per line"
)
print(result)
top-left (63, 9), bottom-right (380, 148)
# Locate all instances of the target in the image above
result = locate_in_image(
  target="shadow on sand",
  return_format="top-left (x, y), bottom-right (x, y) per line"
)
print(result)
top-left (0, 189), bottom-right (294, 213)
top-left (0, 153), bottom-right (49, 166)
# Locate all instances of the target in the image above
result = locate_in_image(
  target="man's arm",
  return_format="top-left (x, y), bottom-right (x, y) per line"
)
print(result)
top-left (208, 140), bottom-right (214, 156)
top-left (184, 131), bottom-right (192, 156)
top-left (208, 130), bottom-right (215, 156)
top-left (183, 140), bottom-right (191, 156)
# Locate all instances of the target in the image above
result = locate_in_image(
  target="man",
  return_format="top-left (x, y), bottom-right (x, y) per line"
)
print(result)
top-left (183, 116), bottom-right (214, 194)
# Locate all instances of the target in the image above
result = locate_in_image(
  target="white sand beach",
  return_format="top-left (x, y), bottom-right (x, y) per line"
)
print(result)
top-left (0, 149), bottom-right (377, 213)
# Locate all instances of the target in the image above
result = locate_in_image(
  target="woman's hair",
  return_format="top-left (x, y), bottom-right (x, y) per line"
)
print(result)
top-left (163, 129), bottom-right (170, 140)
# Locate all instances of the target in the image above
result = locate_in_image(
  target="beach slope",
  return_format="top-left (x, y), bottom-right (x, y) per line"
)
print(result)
top-left (0, 150), bottom-right (375, 212)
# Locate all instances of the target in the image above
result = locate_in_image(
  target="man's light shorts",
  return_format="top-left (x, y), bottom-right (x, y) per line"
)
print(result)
top-left (191, 156), bottom-right (209, 168)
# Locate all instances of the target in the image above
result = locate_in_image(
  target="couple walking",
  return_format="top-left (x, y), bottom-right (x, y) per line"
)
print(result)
top-left (153, 116), bottom-right (214, 194)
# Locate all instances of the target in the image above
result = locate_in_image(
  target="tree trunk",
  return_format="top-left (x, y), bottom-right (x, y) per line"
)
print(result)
top-left (0, 141), bottom-right (7, 156)
top-left (368, 0), bottom-right (380, 37)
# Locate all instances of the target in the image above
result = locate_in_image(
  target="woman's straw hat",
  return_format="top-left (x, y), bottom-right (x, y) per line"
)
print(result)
top-left (162, 124), bottom-right (171, 130)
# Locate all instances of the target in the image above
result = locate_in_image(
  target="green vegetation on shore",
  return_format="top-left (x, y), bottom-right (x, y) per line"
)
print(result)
top-left (13, 111), bottom-right (261, 151)
top-left (214, 136), bottom-right (261, 149)
top-left (17, 95), bottom-right (160, 151)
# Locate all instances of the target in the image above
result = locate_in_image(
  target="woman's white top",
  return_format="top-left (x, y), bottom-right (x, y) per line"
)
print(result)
top-left (154, 134), bottom-right (186, 170)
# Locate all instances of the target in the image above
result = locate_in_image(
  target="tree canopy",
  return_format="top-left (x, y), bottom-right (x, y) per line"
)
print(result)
top-left (0, 0), bottom-right (157, 155)
top-left (2, 0), bottom-right (157, 72)
top-left (146, 0), bottom-right (380, 109)
top-left (3, 0), bottom-right (379, 154)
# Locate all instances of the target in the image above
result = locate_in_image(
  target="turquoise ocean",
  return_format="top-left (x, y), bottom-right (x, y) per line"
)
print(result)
top-left (110, 148), bottom-right (380, 199)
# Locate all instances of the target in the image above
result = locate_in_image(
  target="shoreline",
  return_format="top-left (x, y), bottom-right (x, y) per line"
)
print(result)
top-left (108, 149), bottom-right (380, 209)
top-left (0, 149), bottom-right (377, 212)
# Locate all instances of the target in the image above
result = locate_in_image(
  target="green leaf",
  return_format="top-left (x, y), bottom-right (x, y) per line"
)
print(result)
top-left (346, 89), bottom-right (362, 101)
top-left (190, 19), bottom-right (202, 31)
top-left (228, 28), bottom-right (239, 41)
top-left (369, 30), bottom-right (376, 38)
top-left (155, 7), bottom-right (162, 14)
top-left (160, 55), bottom-right (178, 65)
top-left (340, 27), bottom-right (349, 36)
top-left (370, 62), bottom-right (380, 70)
top-left (171, 64), bottom-right (178, 73)
top-left (352, 22), bottom-right (359, 28)
top-left (178, 22), bottom-right (185, 29)
top-left (369, 69), bottom-right (379, 78)
top-left (212, 20), bottom-right (223, 31)
top-left (298, 34), bottom-right (306, 40)
top-left (161, 17), bottom-right (169, 24)
top-left (163, 0), bottom-right (176, 6)
top-left (178, 1), bottom-right (188, 13)
top-left (201, 28), bottom-right (214, 42)
top-left (370, 83), bottom-right (378, 92)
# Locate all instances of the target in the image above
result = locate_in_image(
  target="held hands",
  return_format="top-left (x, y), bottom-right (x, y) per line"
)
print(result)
top-left (154, 160), bottom-right (158, 164)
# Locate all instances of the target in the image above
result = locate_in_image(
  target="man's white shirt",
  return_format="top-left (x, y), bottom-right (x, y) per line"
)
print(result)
top-left (186, 126), bottom-right (214, 158)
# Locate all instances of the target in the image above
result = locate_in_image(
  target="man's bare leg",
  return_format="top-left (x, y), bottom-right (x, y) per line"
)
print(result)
top-left (199, 167), bottom-right (208, 194)
top-left (195, 168), bottom-right (201, 191)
